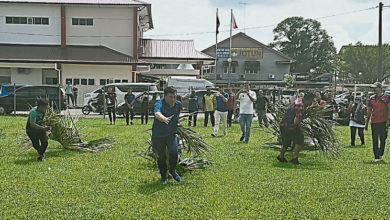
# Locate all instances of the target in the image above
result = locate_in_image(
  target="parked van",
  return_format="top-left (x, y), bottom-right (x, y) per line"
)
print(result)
top-left (83, 83), bottom-right (158, 105)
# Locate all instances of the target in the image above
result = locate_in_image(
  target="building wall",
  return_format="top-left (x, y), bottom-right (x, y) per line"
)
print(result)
top-left (62, 64), bottom-right (134, 105)
top-left (65, 6), bottom-right (135, 56)
top-left (11, 68), bottom-right (43, 85)
top-left (0, 3), bottom-right (61, 45)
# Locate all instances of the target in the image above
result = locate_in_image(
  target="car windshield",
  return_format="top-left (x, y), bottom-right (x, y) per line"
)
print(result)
top-left (116, 85), bottom-right (157, 93)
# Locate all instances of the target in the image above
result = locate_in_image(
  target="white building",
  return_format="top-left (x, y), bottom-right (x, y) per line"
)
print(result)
top-left (0, 0), bottom-right (153, 105)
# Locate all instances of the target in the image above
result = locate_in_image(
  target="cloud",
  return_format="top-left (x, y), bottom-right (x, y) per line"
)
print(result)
top-left (144, 0), bottom-right (390, 51)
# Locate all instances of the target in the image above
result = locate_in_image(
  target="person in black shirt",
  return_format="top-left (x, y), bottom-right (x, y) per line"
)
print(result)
top-left (256, 90), bottom-right (269, 127)
top-left (124, 89), bottom-right (136, 125)
top-left (141, 92), bottom-right (150, 124)
top-left (106, 87), bottom-right (117, 125)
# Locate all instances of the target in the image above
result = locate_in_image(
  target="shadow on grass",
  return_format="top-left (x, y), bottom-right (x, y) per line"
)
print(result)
top-left (14, 148), bottom-right (79, 165)
top-left (345, 145), bottom-right (367, 149)
top-left (363, 160), bottom-right (388, 165)
top-left (137, 180), bottom-right (179, 195)
top-left (271, 154), bottom-right (332, 171)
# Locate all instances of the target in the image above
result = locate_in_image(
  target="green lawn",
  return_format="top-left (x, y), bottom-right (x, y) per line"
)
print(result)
top-left (1, 116), bottom-right (390, 219)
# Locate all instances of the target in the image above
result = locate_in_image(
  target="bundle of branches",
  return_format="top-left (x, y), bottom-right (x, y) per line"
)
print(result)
top-left (139, 114), bottom-right (214, 174)
top-left (264, 103), bottom-right (341, 158)
top-left (20, 107), bottom-right (115, 153)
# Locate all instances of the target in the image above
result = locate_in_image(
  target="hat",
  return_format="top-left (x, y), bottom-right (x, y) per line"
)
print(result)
top-left (370, 82), bottom-right (382, 88)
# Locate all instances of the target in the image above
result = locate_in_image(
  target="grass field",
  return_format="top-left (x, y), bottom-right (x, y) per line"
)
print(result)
top-left (1, 116), bottom-right (390, 219)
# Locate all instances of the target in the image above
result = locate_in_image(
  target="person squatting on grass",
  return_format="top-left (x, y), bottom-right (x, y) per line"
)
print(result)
top-left (152, 87), bottom-right (182, 184)
top-left (106, 87), bottom-right (117, 125)
top-left (365, 82), bottom-right (390, 162)
top-left (349, 96), bottom-right (366, 146)
top-left (211, 87), bottom-right (229, 137)
top-left (277, 92), bottom-right (315, 165)
top-left (236, 82), bottom-right (257, 143)
top-left (124, 89), bottom-right (136, 125)
top-left (26, 99), bottom-right (51, 162)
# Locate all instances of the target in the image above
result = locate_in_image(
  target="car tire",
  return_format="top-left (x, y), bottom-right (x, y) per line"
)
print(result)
top-left (82, 106), bottom-right (91, 115)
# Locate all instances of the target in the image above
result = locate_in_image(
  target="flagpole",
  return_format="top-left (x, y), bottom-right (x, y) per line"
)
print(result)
top-left (215, 8), bottom-right (218, 84)
top-left (228, 8), bottom-right (233, 88)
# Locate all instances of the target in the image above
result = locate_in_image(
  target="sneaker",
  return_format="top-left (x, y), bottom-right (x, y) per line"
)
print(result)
top-left (379, 156), bottom-right (383, 161)
top-left (37, 155), bottom-right (44, 162)
top-left (290, 158), bottom-right (301, 165)
top-left (159, 178), bottom-right (167, 184)
top-left (277, 156), bottom-right (288, 163)
top-left (169, 171), bottom-right (181, 182)
top-left (373, 159), bottom-right (380, 163)
top-left (240, 136), bottom-right (244, 142)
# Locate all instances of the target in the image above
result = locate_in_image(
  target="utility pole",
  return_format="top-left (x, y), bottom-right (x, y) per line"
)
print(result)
top-left (379, 2), bottom-right (383, 80)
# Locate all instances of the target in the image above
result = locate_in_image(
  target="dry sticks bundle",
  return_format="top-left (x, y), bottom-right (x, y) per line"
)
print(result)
top-left (21, 107), bottom-right (114, 153)
top-left (139, 114), bottom-right (214, 174)
top-left (264, 103), bottom-right (341, 158)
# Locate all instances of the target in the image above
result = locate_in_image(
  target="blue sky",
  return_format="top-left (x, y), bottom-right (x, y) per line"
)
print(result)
top-left (144, 0), bottom-right (390, 51)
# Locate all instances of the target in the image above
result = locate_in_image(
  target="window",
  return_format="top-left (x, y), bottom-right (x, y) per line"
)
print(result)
top-left (46, 77), bottom-right (58, 85)
top-left (73, 78), bottom-right (80, 85)
top-left (81, 79), bottom-right (88, 85)
top-left (5, 16), bottom-right (49, 25)
top-left (100, 79), bottom-right (109, 85)
top-left (88, 79), bottom-right (95, 85)
top-left (114, 79), bottom-right (121, 83)
top-left (244, 61), bottom-right (260, 74)
top-left (223, 61), bottom-right (238, 74)
top-left (72, 18), bottom-right (94, 26)
top-left (66, 78), bottom-right (73, 84)
top-left (122, 79), bottom-right (129, 83)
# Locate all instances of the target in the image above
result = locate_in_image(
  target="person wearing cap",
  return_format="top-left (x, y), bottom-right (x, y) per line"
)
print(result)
top-left (349, 96), bottom-right (366, 146)
top-left (236, 82), bottom-right (257, 143)
top-left (365, 82), bottom-right (390, 162)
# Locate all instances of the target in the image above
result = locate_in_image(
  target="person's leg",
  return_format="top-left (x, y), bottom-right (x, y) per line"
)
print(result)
top-left (213, 111), bottom-right (221, 136)
top-left (263, 110), bottom-right (269, 127)
top-left (211, 110), bottom-right (215, 127)
top-left (239, 114), bottom-right (245, 140)
top-left (350, 126), bottom-right (357, 146)
top-left (145, 112), bottom-right (149, 124)
top-left (193, 112), bottom-right (197, 127)
top-left (204, 111), bottom-right (209, 127)
top-left (26, 130), bottom-right (41, 152)
top-left (291, 128), bottom-right (305, 164)
top-left (167, 135), bottom-right (179, 174)
top-left (37, 130), bottom-right (48, 156)
top-left (188, 110), bottom-right (193, 126)
top-left (152, 138), bottom-right (168, 180)
top-left (258, 110), bottom-right (263, 126)
top-left (66, 95), bottom-right (71, 106)
top-left (378, 122), bottom-right (387, 158)
top-left (130, 108), bottom-right (134, 124)
top-left (245, 114), bottom-right (253, 142)
top-left (358, 127), bottom-right (365, 145)
top-left (125, 108), bottom-right (130, 125)
top-left (371, 123), bottom-right (380, 159)
top-left (107, 107), bottom-right (113, 123)
top-left (141, 113), bottom-right (144, 124)
top-left (112, 107), bottom-right (116, 124)
top-left (227, 110), bottom-right (232, 127)
top-left (278, 127), bottom-right (290, 162)
top-left (221, 111), bottom-right (228, 136)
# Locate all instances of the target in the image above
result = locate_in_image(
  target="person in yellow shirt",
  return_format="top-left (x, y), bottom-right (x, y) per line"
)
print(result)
top-left (203, 89), bottom-right (215, 127)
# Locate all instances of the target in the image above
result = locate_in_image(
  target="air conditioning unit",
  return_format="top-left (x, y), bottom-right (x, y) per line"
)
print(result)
top-left (268, 74), bottom-right (275, 79)
top-left (240, 74), bottom-right (245, 80)
top-left (17, 68), bottom-right (30, 74)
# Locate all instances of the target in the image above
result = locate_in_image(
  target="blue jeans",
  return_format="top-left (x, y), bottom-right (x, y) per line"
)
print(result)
top-left (239, 114), bottom-right (253, 142)
top-left (152, 135), bottom-right (178, 178)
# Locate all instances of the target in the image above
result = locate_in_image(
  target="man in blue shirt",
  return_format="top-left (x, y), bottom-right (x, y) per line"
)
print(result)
top-left (26, 99), bottom-right (51, 161)
top-left (212, 87), bottom-right (229, 137)
top-left (188, 90), bottom-right (198, 127)
top-left (124, 89), bottom-right (136, 125)
top-left (152, 87), bottom-right (182, 184)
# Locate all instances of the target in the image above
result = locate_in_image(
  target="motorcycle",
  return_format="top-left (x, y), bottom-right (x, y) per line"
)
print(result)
top-left (82, 99), bottom-right (104, 115)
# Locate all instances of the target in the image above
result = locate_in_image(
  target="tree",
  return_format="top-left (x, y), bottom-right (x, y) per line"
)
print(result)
top-left (337, 42), bottom-right (390, 83)
top-left (270, 17), bottom-right (337, 74)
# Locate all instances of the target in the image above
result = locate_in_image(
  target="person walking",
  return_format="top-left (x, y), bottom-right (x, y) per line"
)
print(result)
top-left (277, 92), bottom-right (315, 165)
top-left (203, 89), bottom-right (215, 127)
top-left (152, 87), bottom-right (182, 184)
top-left (26, 99), bottom-right (51, 162)
top-left (227, 89), bottom-right (235, 127)
top-left (350, 96), bottom-right (366, 146)
top-left (365, 82), bottom-right (390, 162)
top-left (212, 87), bottom-right (229, 137)
top-left (256, 90), bottom-right (269, 127)
top-left (124, 89), bottom-right (136, 125)
top-left (188, 90), bottom-right (198, 127)
top-left (65, 82), bottom-right (73, 107)
top-left (72, 86), bottom-right (78, 107)
top-left (141, 92), bottom-right (150, 125)
top-left (236, 83), bottom-right (257, 143)
top-left (106, 87), bottom-right (117, 125)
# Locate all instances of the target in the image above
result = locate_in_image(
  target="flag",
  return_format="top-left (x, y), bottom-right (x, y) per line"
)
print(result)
top-left (216, 9), bottom-right (220, 35)
top-left (232, 12), bottom-right (238, 29)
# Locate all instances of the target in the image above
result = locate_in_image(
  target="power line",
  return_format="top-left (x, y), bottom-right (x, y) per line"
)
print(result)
top-left (145, 6), bottom-right (378, 37)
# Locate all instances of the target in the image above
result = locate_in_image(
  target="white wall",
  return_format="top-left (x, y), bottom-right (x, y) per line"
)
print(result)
top-left (65, 5), bottom-right (135, 56)
top-left (0, 3), bottom-right (61, 45)
top-left (11, 68), bottom-right (42, 85)
top-left (62, 64), bottom-right (134, 105)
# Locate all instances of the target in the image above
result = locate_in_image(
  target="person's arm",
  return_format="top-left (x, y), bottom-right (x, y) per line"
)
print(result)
top-left (365, 106), bottom-right (372, 130)
top-left (235, 90), bottom-right (243, 100)
top-left (292, 107), bottom-right (305, 128)
top-left (222, 94), bottom-right (228, 103)
top-left (154, 101), bottom-right (173, 124)
top-left (247, 91), bottom-right (256, 103)
top-left (130, 95), bottom-right (136, 106)
top-left (29, 113), bottom-right (50, 131)
top-left (124, 95), bottom-right (129, 105)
